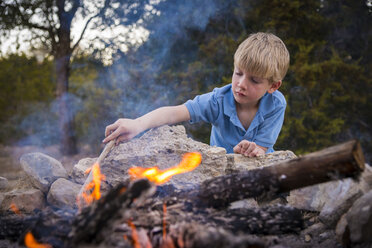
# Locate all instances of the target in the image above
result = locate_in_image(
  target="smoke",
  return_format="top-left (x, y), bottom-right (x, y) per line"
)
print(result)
top-left (16, 93), bottom-right (83, 147)
top-left (11, 0), bottom-right (222, 150)
top-left (106, 0), bottom-right (221, 117)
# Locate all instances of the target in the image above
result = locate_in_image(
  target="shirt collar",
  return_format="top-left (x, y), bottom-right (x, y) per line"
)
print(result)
top-left (223, 85), bottom-right (267, 132)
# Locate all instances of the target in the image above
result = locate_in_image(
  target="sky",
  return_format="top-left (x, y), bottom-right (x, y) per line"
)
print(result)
top-left (0, 1), bottom-right (156, 64)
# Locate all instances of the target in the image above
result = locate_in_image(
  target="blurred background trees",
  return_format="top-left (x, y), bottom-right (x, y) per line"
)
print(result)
top-left (0, 0), bottom-right (371, 162)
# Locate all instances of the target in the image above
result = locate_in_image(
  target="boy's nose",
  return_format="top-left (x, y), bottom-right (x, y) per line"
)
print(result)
top-left (237, 80), bottom-right (246, 90)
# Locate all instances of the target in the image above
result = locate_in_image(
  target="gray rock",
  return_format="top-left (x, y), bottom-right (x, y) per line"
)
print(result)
top-left (0, 188), bottom-right (45, 213)
top-left (346, 189), bottom-right (372, 244)
top-left (47, 178), bottom-right (82, 208)
top-left (226, 150), bottom-right (296, 173)
top-left (86, 125), bottom-right (227, 191)
top-left (79, 125), bottom-right (297, 199)
top-left (0, 176), bottom-right (9, 190)
top-left (20, 152), bottom-right (68, 193)
top-left (360, 163), bottom-right (372, 193)
top-left (287, 178), bottom-right (361, 213)
top-left (70, 157), bottom-right (97, 184)
top-left (319, 179), bottom-right (363, 227)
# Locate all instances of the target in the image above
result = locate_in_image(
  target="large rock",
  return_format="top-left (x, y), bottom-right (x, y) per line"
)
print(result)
top-left (20, 152), bottom-right (68, 193)
top-left (88, 125), bottom-right (227, 191)
top-left (47, 178), bottom-right (82, 208)
top-left (70, 157), bottom-right (97, 184)
top-left (287, 178), bottom-right (362, 214)
top-left (318, 179), bottom-right (363, 227)
top-left (0, 188), bottom-right (45, 213)
top-left (80, 125), bottom-right (297, 195)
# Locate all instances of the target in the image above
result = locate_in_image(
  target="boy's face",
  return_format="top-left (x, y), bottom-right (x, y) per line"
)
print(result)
top-left (231, 66), bottom-right (281, 107)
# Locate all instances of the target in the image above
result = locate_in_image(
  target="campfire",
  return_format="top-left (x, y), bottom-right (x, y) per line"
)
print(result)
top-left (0, 126), bottom-right (369, 248)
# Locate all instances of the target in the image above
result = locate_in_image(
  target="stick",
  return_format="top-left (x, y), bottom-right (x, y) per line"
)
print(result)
top-left (77, 140), bottom-right (116, 202)
top-left (96, 139), bottom-right (116, 165)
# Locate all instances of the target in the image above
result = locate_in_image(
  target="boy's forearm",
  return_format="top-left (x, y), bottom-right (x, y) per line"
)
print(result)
top-left (135, 105), bottom-right (190, 132)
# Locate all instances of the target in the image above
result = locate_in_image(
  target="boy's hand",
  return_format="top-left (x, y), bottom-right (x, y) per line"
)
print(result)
top-left (233, 140), bottom-right (266, 157)
top-left (102, 118), bottom-right (141, 145)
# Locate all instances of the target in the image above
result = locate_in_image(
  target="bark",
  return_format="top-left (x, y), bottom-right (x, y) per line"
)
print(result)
top-left (69, 179), bottom-right (156, 245)
top-left (54, 0), bottom-right (78, 155)
top-left (197, 140), bottom-right (365, 208)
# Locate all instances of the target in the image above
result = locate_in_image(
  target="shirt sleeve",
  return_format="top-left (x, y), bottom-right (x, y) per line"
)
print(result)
top-left (184, 89), bottom-right (221, 124)
top-left (253, 103), bottom-right (286, 150)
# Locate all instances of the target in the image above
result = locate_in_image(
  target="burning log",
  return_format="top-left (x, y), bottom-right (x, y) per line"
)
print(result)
top-left (0, 207), bottom-right (75, 246)
top-left (69, 178), bottom-right (156, 245)
top-left (197, 139), bottom-right (365, 208)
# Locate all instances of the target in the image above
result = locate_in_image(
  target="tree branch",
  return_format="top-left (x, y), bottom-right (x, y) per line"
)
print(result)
top-left (12, 0), bottom-right (50, 32)
top-left (71, 0), bottom-right (111, 53)
top-left (71, 13), bottom-right (99, 52)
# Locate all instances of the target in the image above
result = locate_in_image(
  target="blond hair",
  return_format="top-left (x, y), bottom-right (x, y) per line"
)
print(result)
top-left (234, 32), bottom-right (290, 83)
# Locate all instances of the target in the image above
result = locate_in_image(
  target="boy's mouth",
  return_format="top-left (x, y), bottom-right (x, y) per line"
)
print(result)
top-left (235, 91), bottom-right (246, 97)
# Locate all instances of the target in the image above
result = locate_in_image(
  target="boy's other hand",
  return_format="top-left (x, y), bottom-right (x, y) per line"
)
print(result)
top-left (233, 140), bottom-right (266, 157)
top-left (103, 118), bottom-right (140, 145)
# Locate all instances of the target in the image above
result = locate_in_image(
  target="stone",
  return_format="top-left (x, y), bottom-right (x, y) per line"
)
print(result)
top-left (318, 179), bottom-right (363, 227)
top-left (70, 157), bottom-right (97, 184)
top-left (87, 125), bottom-right (228, 191)
top-left (345, 189), bottom-right (372, 244)
top-left (287, 178), bottom-right (362, 213)
top-left (360, 163), bottom-right (372, 193)
top-left (0, 188), bottom-right (45, 213)
top-left (79, 125), bottom-right (297, 197)
top-left (0, 176), bottom-right (9, 190)
top-left (47, 178), bottom-right (82, 208)
top-left (20, 152), bottom-right (68, 193)
top-left (226, 150), bottom-right (297, 173)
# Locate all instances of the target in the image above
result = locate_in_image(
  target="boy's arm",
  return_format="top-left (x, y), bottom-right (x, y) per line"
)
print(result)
top-left (103, 105), bottom-right (190, 144)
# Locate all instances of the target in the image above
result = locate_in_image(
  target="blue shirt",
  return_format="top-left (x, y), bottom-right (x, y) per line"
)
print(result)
top-left (184, 84), bottom-right (286, 153)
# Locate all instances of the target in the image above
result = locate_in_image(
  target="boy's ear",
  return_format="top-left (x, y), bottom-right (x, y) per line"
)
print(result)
top-left (268, 80), bottom-right (282, 94)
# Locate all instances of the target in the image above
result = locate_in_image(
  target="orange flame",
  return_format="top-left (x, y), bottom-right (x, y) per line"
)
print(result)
top-left (24, 232), bottom-right (52, 248)
top-left (10, 202), bottom-right (21, 215)
top-left (80, 162), bottom-right (105, 206)
top-left (128, 152), bottom-right (202, 184)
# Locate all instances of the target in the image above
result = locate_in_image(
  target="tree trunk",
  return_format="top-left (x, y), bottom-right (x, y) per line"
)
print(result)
top-left (54, 2), bottom-right (77, 155)
top-left (55, 54), bottom-right (77, 155)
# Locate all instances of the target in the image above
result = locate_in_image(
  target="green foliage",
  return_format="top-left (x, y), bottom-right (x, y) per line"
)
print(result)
top-left (0, 54), bottom-right (54, 143)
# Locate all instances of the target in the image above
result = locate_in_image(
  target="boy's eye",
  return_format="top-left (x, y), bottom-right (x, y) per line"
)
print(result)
top-left (251, 77), bottom-right (260, 84)
top-left (235, 71), bottom-right (243, 76)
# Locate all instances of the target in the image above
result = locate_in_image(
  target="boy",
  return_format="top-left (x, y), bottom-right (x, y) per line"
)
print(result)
top-left (103, 32), bottom-right (290, 157)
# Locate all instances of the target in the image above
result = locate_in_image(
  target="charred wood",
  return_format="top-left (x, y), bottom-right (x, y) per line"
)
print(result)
top-left (0, 213), bottom-right (38, 241)
top-left (211, 205), bottom-right (303, 234)
top-left (198, 140), bottom-right (365, 208)
top-left (69, 178), bottom-right (156, 245)
top-left (165, 222), bottom-right (267, 248)
top-left (0, 207), bottom-right (74, 247)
